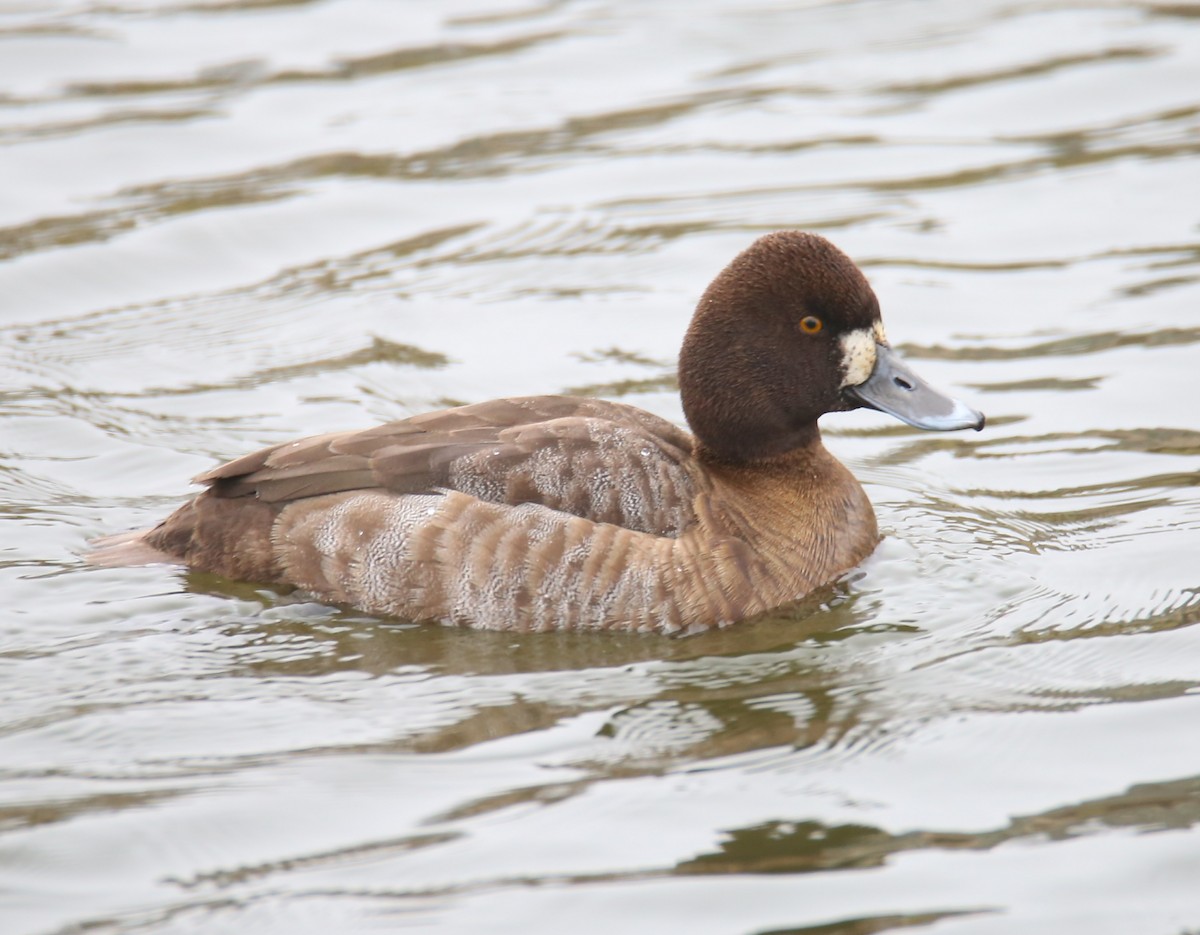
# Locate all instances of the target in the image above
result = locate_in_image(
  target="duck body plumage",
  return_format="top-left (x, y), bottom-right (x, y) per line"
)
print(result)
top-left (93, 232), bottom-right (982, 632)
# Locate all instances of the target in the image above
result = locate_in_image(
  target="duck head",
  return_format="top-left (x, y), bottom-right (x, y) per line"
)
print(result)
top-left (679, 231), bottom-right (984, 464)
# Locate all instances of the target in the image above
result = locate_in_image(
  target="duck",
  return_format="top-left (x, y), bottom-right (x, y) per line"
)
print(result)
top-left (92, 231), bottom-right (983, 632)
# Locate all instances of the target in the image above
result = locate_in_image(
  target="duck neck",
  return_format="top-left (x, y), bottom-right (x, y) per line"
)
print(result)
top-left (699, 433), bottom-right (838, 504)
top-left (692, 422), bottom-right (821, 467)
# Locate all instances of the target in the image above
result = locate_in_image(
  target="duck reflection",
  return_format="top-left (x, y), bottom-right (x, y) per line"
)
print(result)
top-left (184, 567), bottom-right (880, 763)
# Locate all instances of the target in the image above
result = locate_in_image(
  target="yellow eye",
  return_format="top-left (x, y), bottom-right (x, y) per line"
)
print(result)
top-left (799, 316), bottom-right (823, 334)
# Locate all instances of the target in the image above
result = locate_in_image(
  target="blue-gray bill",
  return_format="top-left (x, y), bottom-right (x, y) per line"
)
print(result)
top-left (846, 344), bottom-right (985, 431)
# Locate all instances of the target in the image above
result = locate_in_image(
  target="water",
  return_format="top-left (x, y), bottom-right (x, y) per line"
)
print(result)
top-left (2, 1), bottom-right (1199, 932)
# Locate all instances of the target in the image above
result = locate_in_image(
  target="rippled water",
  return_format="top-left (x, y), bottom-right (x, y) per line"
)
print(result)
top-left (3, 1), bottom-right (1200, 933)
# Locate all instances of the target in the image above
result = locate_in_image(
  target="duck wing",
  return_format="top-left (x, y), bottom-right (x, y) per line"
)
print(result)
top-left (196, 395), bottom-right (700, 537)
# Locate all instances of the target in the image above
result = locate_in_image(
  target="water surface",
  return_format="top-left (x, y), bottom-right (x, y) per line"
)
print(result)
top-left (2, 1), bottom-right (1200, 933)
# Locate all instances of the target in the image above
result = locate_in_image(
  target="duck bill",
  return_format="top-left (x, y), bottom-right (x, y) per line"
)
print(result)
top-left (845, 344), bottom-right (984, 431)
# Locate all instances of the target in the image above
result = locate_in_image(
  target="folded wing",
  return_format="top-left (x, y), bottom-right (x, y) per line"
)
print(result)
top-left (197, 395), bottom-right (701, 538)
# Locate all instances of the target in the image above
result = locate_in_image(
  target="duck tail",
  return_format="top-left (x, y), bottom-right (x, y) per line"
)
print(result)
top-left (86, 529), bottom-right (179, 567)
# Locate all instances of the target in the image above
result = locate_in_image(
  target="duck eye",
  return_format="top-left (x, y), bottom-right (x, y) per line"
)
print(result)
top-left (799, 316), bottom-right (823, 335)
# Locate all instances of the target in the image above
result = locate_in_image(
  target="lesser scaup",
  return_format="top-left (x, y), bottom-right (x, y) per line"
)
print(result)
top-left (93, 231), bottom-right (983, 631)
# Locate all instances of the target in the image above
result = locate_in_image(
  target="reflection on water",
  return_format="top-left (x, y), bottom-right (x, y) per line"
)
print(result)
top-left (2, 1), bottom-right (1200, 933)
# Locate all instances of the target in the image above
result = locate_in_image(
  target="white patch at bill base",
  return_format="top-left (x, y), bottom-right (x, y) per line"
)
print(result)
top-left (839, 327), bottom-right (878, 387)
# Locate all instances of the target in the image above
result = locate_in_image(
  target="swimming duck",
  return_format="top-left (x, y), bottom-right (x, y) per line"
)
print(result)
top-left (93, 231), bottom-right (983, 632)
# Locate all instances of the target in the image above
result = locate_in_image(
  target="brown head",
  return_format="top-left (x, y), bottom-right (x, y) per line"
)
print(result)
top-left (678, 231), bottom-right (983, 465)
